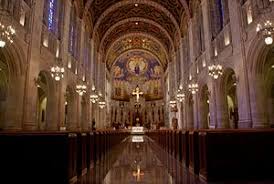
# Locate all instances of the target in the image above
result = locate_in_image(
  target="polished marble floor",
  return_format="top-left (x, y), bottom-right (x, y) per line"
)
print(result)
top-left (78, 136), bottom-right (274, 184)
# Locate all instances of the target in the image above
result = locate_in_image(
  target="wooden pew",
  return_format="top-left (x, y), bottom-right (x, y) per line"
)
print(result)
top-left (77, 132), bottom-right (88, 177)
top-left (181, 130), bottom-right (189, 167)
top-left (198, 129), bottom-right (274, 181)
top-left (189, 130), bottom-right (199, 174)
top-left (0, 132), bottom-right (78, 184)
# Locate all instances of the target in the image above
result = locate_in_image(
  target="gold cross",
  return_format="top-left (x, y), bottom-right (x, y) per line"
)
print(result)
top-left (132, 85), bottom-right (143, 102)
top-left (132, 165), bottom-right (144, 182)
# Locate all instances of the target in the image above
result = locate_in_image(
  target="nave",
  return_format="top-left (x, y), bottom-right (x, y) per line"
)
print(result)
top-left (1, 129), bottom-right (274, 184)
top-left (79, 132), bottom-right (274, 184)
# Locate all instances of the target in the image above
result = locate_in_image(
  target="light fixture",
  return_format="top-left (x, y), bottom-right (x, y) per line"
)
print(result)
top-left (50, 65), bottom-right (65, 81)
top-left (76, 83), bottom-right (87, 96)
top-left (208, 64), bottom-right (223, 79)
top-left (188, 82), bottom-right (199, 95)
top-left (169, 100), bottom-right (177, 108)
top-left (90, 88), bottom-right (99, 103)
top-left (0, 21), bottom-right (15, 48)
top-left (176, 89), bottom-right (185, 102)
top-left (135, 22), bottom-right (139, 25)
top-left (256, 20), bottom-right (274, 45)
top-left (134, 3), bottom-right (138, 7)
top-left (98, 100), bottom-right (106, 109)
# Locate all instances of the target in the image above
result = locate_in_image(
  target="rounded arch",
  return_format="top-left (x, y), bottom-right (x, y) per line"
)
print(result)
top-left (36, 70), bottom-right (57, 130)
top-left (92, 0), bottom-right (181, 38)
top-left (186, 92), bottom-right (194, 129)
top-left (247, 37), bottom-right (272, 76)
top-left (0, 41), bottom-right (27, 130)
top-left (246, 37), bottom-right (274, 127)
top-left (84, 0), bottom-right (191, 23)
top-left (99, 17), bottom-right (175, 55)
top-left (105, 32), bottom-right (169, 68)
top-left (199, 84), bottom-right (210, 129)
top-left (110, 48), bottom-right (164, 71)
top-left (218, 68), bottom-right (238, 129)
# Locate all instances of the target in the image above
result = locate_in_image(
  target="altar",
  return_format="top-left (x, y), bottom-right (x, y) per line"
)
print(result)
top-left (131, 126), bottom-right (145, 135)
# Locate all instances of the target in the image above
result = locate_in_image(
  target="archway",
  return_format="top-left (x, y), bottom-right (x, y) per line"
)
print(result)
top-left (0, 45), bottom-right (26, 130)
top-left (199, 85), bottom-right (209, 129)
top-left (0, 57), bottom-right (9, 128)
top-left (219, 69), bottom-right (238, 128)
top-left (81, 94), bottom-right (89, 130)
top-left (65, 85), bottom-right (77, 130)
top-left (249, 46), bottom-right (274, 127)
top-left (186, 93), bottom-right (194, 129)
top-left (36, 71), bottom-right (57, 130)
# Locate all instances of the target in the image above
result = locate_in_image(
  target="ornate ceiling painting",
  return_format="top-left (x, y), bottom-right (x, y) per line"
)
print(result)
top-left (96, 3), bottom-right (177, 41)
top-left (106, 34), bottom-right (168, 70)
top-left (111, 51), bottom-right (164, 101)
top-left (89, 0), bottom-right (184, 26)
top-left (82, 0), bottom-right (192, 102)
top-left (101, 20), bottom-right (172, 55)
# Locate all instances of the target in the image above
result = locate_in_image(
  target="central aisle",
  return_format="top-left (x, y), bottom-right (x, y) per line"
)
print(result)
top-left (90, 135), bottom-right (205, 184)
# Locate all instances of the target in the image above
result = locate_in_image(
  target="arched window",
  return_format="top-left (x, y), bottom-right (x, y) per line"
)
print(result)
top-left (210, 0), bottom-right (229, 38)
top-left (43, 0), bottom-right (63, 38)
top-left (68, 6), bottom-right (79, 59)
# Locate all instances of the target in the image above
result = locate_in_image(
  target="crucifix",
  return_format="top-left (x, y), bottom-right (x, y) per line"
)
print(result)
top-left (132, 85), bottom-right (144, 103)
top-left (132, 165), bottom-right (144, 182)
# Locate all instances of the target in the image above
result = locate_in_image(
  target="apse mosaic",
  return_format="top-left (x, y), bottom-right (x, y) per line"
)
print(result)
top-left (111, 51), bottom-right (163, 101)
top-left (106, 35), bottom-right (168, 70)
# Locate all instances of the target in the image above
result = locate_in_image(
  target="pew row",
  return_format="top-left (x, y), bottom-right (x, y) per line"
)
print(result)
top-left (0, 130), bottom-right (130, 184)
top-left (146, 129), bottom-right (274, 182)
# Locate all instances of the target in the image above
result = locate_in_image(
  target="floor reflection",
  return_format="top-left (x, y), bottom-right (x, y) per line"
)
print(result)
top-left (77, 135), bottom-right (274, 184)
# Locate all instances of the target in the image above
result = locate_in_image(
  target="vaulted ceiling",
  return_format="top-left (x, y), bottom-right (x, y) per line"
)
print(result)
top-left (82, 0), bottom-right (191, 70)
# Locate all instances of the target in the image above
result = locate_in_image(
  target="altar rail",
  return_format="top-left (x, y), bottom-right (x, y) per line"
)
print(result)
top-left (0, 130), bottom-right (130, 183)
top-left (146, 129), bottom-right (274, 181)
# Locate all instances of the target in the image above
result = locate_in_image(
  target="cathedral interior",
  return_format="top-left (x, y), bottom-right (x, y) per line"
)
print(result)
top-left (0, 0), bottom-right (274, 183)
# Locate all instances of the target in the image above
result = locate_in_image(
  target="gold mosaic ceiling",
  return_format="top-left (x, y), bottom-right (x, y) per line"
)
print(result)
top-left (82, 0), bottom-right (191, 70)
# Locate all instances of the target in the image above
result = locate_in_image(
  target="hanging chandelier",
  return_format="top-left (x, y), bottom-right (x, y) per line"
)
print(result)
top-left (0, 21), bottom-right (15, 48)
top-left (256, 20), bottom-right (274, 45)
top-left (76, 83), bottom-right (87, 96)
top-left (98, 99), bottom-right (106, 109)
top-left (188, 82), bottom-right (199, 95)
top-left (176, 90), bottom-right (185, 102)
top-left (90, 88), bottom-right (99, 103)
top-left (169, 100), bottom-right (177, 108)
top-left (50, 65), bottom-right (65, 81)
top-left (208, 64), bottom-right (223, 79)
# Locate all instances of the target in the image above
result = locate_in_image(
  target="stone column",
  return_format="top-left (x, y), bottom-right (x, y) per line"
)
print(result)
top-left (67, 94), bottom-right (78, 131)
top-left (215, 80), bottom-right (229, 128)
top-left (228, 0), bottom-right (252, 128)
top-left (22, 0), bottom-right (45, 130)
top-left (208, 80), bottom-right (217, 128)
top-left (249, 76), bottom-right (269, 128)
top-left (186, 94), bottom-right (194, 129)
top-left (4, 75), bottom-right (25, 130)
top-left (193, 93), bottom-right (199, 129)
top-left (58, 0), bottom-right (71, 130)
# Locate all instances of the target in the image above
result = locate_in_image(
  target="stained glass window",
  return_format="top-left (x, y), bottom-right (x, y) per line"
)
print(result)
top-left (48, 0), bottom-right (55, 30)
